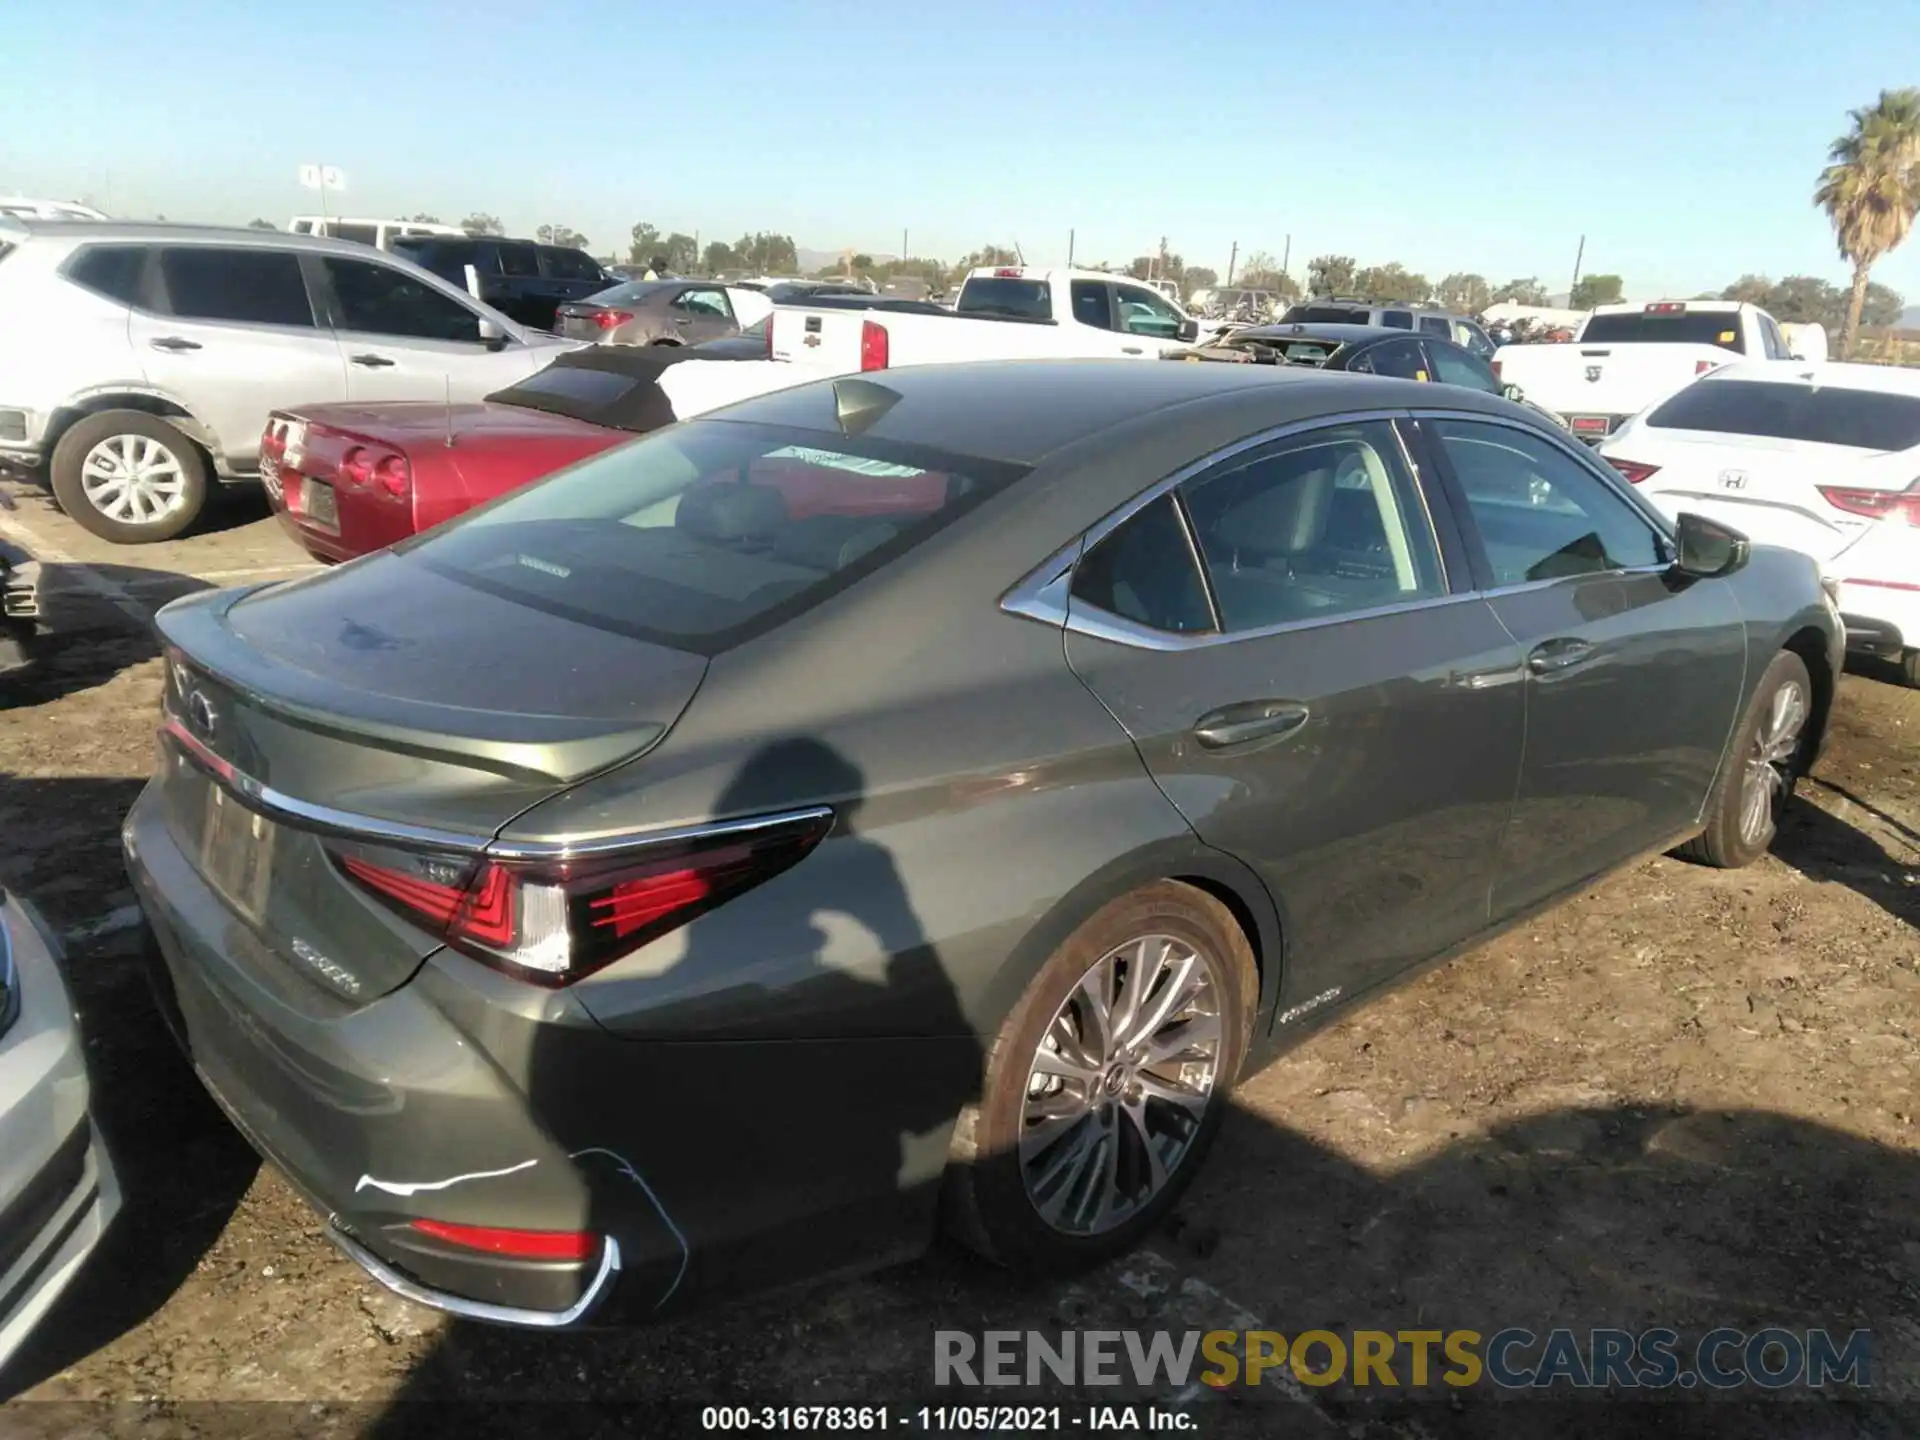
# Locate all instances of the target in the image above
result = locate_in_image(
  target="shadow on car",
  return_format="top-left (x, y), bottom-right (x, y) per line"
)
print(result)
top-left (0, 562), bottom-right (212, 708)
top-left (0, 777), bottom-right (261, 1400)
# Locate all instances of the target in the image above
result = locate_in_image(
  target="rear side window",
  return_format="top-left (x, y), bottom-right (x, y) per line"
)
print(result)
top-left (1419, 316), bottom-right (1450, 336)
top-left (957, 277), bottom-right (1052, 321)
top-left (406, 421), bottom-right (1028, 653)
top-left (1070, 493), bottom-right (1213, 633)
top-left (1349, 338), bottom-right (1425, 379)
top-left (1427, 343), bottom-right (1498, 393)
top-left (1070, 280), bottom-right (1113, 330)
top-left (497, 243), bottom-right (540, 277)
top-left (1378, 310), bottom-right (1414, 329)
top-left (541, 248), bottom-right (603, 281)
top-left (332, 223), bottom-right (379, 247)
top-left (1646, 379), bottom-right (1920, 452)
top-left (324, 257), bottom-right (482, 343)
top-left (159, 248), bottom-right (314, 327)
top-left (66, 244), bottom-right (148, 306)
top-left (1580, 310), bottom-right (1747, 352)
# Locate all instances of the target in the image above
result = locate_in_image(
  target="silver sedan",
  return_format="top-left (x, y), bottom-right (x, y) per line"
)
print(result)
top-left (0, 888), bottom-right (120, 1375)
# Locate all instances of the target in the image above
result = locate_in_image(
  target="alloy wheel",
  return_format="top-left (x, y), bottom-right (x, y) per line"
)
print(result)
top-left (1739, 679), bottom-right (1808, 847)
top-left (1019, 933), bottom-right (1224, 1236)
top-left (80, 434), bottom-right (189, 526)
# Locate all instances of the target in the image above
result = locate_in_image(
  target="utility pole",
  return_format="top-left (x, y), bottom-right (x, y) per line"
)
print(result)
top-left (1281, 234), bottom-right (1291, 284)
top-left (902, 227), bottom-right (908, 263)
top-left (1067, 229), bottom-right (1075, 268)
top-left (1570, 235), bottom-right (1586, 300)
top-left (1226, 241), bottom-right (1238, 286)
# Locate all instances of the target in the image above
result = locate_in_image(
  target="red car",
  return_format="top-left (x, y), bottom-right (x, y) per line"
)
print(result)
top-left (261, 347), bottom-right (793, 564)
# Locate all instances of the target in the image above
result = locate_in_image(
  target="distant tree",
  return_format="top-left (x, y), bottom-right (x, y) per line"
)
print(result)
top-left (1306, 254), bottom-right (1359, 296)
top-left (701, 240), bottom-right (737, 274)
top-left (407, 212), bottom-right (442, 224)
top-left (1184, 266), bottom-right (1219, 293)
top-left (953, 243), bottom-right (1020, 282)
top-left (461, 212), bottom-right (504, 236)
top-left (1125, 255), bottom-right (1153, 280)
top-left (1719, 273), bottom-right (1777, 307)
top-left (1569, 273), bottom-right (1625, 309)
top-left (1814, 87), bottom-right (1920, 355)
top-left (662, 232), bottom-right (698, 274)
top-left (537, 224), bottom-right (589, 250)
top-left (247, 217), bottom-right (276, 230)
top-left (731, 232), bottom-right (799, 274)
top-left (1491, 276), bottom-right (1548, 305)
top-left (849, 253), bottom-right (875, 272)
top-left (1862, 280), bottom-right (1906, 328)
top-left (627, 221), bottom-right (662, 265)
top-left (1233, 251), bottom-right (1298, 298)
top-left (1355, 263), bottom-right (1431, 303)
top-left (1436, 272), bottom-right (1492, 313)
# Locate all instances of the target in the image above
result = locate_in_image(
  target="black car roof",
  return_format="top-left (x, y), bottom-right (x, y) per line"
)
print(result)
top-left (1233, 323), bottom-right (1405, 344)
top-left (699, 358), bottom-right (1510, 465)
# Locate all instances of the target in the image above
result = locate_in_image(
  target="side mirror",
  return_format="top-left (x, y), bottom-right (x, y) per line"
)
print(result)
top-left (477, 317), bottom-right (510, 350)
top-left (1177, 319), bottom-right (1200, 343)
top-left (1672, 511), bottom-right (1750, 580)
top-left (1501, 382), bottom-right (1526, 402)
top-left (1789, 351), bottom-right (1807, 361)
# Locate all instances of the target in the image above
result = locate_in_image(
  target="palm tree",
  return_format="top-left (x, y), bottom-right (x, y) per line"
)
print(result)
top-left (1814, 88), bottom-right (1920, 358)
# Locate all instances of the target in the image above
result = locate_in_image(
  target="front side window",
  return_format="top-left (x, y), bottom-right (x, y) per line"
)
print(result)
top-left (405, 421), bottom-right (1026, 653)
top-left (496, 243), bottom-right (540, 277)
top-left (159, 248), bottom-right (314, 328)
top-left (1349, 338), bottom-right (1426, 380)
top-left (1069, 493), bottom-right (1213, 633)
top-left (1454, 320), bottom-right (1496, 358)
top-left (324, 258), bottom-right (483, 343)
top-left (1178, 421), bottom-right (1447, 632)
top-left (1112, 284), bottom-right (1183, 338)
top-left (1431, 419), bottom-right (1663, 585)
top-left (541, 247), bottom-right (603, 281)
top-left (1426, 342), bottom-right (1498, 393)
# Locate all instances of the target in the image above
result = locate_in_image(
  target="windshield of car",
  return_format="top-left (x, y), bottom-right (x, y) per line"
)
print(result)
top-left (956, 277), bottom-right (1053, 320)
top-left (1645, 379), bottom-right (1920, 451)
top-left (1580, 310), bottom-right (1748, 352)
top-left (405, 420), bottom-right (1028, 654)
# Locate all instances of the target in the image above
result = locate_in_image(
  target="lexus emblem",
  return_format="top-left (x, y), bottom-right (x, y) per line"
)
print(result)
top-left (1719, 469), bottom-right (1749, 491)
top-left (185, 689), bottom-right (219, 741)
top-left (1584, 365), bottom-right (1602, 383)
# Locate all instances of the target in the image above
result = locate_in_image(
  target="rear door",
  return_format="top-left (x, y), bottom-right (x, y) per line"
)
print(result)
top-left (1417, 414), bottom-right (1748, 918)
top-left (133, 245), bottom-right (349, 470)
top-left (315, 252), bottom-right (550, 403)
top-left (1060, 416), bottom-right (1526, 1009)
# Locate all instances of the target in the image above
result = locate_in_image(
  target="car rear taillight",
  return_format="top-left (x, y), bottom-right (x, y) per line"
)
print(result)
top-left (1694, 359), bottom-right (1718, 376)
top-left (1646, 302), bottom-right (1687, 315)
top-left (594, 309), bottom-right (634, 331)
top-left (993, 268), bottom-right (1022, 277)
top-left (860, 320), bottom-right (889, 372)
top-left (375, 454), bottom-right (411, 499)
top-left (407, 1219), bottom-right (598, 1261)
top-left (328, 810), bottom-right (833, 986)
top-left (261, 420), bottom-right (288, 462)
top-left (1818, 481), bottom-right (1920, 526)
top-left (339, 447), bottom-right (372, 487)
top-left (1605, 458), bottom-right (1659, 484)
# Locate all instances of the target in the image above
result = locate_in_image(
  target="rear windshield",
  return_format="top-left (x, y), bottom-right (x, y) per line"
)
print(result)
top-left (405, 420), bottom-right (1027, 654)
top-left (588, 280), bottom-right (669, 305)
top-left (1646, 379), bottom-right (1920, 451)
top-left (1285, 305), bottom-right (1372, 325)
top-left (957, 277), bottom-right (1054, 321)
top-left (1580, 311), bottom-right (1747, 352)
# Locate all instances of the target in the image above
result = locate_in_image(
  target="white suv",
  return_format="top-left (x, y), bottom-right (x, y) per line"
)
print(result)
top-left (1600, 360), bottom-right (1920, 686)
top-left (0, 219), bottom-right (573, 542)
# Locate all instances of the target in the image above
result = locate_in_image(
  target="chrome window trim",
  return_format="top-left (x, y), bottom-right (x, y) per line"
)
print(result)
top-left (161, 713), bottom-right (834, 862)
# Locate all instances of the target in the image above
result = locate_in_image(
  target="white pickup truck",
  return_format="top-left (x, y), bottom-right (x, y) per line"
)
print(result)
top-left (1492, 300), bottom-right (1805, 444)
top-left (769, 266), bottom-right (1203, 375)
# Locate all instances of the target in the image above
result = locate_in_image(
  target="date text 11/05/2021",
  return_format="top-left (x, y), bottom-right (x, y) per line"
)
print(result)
top-left (701, 1407), bottom-right (1193, 1432)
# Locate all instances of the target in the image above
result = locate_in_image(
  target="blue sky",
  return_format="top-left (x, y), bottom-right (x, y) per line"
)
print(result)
top-left (3, 0), bottom-right (1915, 305)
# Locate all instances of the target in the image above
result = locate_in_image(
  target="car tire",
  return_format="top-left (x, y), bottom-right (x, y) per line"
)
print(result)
top-left (944, 880), bottom-right (1257, 1273)
top-left (1901, 649), bottom-right (1920, 689)
top-left (1677, 649), bottom-right (1815, 869)
top-left (51, 410), bottom-right (209, 544)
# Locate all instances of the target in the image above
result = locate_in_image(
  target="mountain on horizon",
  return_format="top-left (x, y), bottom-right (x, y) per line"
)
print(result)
top-left (1901, 305), bottom-right (1920, 331)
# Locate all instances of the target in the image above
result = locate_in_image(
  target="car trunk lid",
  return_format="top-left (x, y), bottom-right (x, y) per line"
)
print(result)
top-left (151, 558), bottom-right (707, 1002)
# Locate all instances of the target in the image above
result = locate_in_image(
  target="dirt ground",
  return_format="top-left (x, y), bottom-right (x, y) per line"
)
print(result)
top-left (0, 481), bottom-right (1916, 1440)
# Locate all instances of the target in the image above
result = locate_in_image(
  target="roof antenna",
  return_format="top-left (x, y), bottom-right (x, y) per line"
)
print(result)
top-left (443, 373), bottom-right (455, 448)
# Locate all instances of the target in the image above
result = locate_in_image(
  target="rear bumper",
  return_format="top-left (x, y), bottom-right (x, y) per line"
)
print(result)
top-left (0, 893), bottom-right (121, 1375)
top-left (1835, 580), bottom-right (1918, 660)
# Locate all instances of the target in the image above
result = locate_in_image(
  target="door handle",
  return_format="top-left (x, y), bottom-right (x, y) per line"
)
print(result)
top-left (349, 354), bottom-right (397, 368)
top-left (1527, 638), bottom-right (1597, 674)
top-left (149, 336), bottom-right (201, 352)
top-left (1192, 701), bottom-right (1311, 750)
top-left (1121, 345), bottom-right (1144, 355)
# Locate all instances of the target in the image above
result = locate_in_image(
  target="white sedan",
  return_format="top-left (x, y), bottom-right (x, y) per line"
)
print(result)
top-left (0, 889), bottom-right (120, 1375)
top-left (1599, 360), bottom-right (1920, 686)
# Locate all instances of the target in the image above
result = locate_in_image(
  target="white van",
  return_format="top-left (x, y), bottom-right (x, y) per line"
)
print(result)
top-left (287, 216), bottom-right (464, 251)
